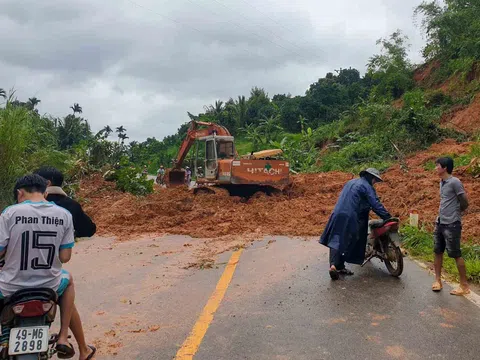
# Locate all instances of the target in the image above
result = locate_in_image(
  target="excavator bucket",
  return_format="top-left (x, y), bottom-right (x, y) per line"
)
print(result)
top-left (166, 169), bottom-right (186, 187)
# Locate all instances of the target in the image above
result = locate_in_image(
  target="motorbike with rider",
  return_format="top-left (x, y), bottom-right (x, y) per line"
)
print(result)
top-left (156, 165), bottom-right (166, 185)
top-left (320, 168), bottom-right (398, 280)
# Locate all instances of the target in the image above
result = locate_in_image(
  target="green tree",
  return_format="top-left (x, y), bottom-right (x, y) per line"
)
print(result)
top-left (0, 102), bottom-right (34, 207)
top-left (415, 0), bottom-right (480, 61)
top-left (258, 115), bottom-right (283, 143)
top-left (118, 133), bottom-right (129, 144)
top-left (273, 95), bottom-right (303, 132)
top-left (95, 125), bottom-right (113, 140)
top-left (242, 123), bottom-right (264, 150)
top-left (220, 98), bottom-right (237, 134)
top-left (70, 103), bottom-right (83, 115)
top-left (116, 126), bottom-right (126, 134)
top-left (367, 30), bottom-right (414, 100)
top-left (204, 100), bottom-right (224, 119)
top-left (115, 126), bottom-right (128, 145)
top-left (301, 77), bottom-right (349, 125)
top-left (27, 97), bottom-right (41, 110)
top-left (0, 88), bottom-right (6, 99)
top-left (234, 95), bottom-right (248, 129)
top-left (57, 115), bottom-right (91, 150)
top-left (246, 87), bottom-right (274, 125)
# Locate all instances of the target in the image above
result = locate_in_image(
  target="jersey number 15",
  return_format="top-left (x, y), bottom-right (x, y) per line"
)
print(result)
top-left (20, 231), bottom-right (57, 271)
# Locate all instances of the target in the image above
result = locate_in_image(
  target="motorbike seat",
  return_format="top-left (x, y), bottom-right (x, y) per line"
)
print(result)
top-left (5, 288), bottom-right (58, 305)
top-left (369, 219), bottom-right (386, 228)
top-left (369, 218), bottom-right (399, 229)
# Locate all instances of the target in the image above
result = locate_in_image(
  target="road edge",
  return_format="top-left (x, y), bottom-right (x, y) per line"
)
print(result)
top-left (412, 258), bottom-right (480, 308)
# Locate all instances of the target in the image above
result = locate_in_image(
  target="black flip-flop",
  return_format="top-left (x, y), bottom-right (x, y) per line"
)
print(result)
top-left (338, 268), bottom-right (354, 276)
top-left (329, 268), bottom-right (340, 280)
top-left (56, 343), bottom-right (75, 359)
top-left (83, 345), bottom-right (97, 360)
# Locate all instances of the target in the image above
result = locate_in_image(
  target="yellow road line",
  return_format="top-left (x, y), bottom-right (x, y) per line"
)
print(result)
top-left (175, 249), bottom-right (244, 360)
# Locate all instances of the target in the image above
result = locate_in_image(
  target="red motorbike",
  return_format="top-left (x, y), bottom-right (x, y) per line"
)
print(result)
top-left (363, 218), bottom-right (403, 277)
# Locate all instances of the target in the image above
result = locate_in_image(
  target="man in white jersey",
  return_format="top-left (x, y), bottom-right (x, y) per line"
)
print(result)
top-left (0, 175), bottom-right (95, 360)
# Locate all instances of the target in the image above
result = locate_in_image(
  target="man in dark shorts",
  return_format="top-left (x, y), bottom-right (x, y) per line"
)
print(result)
top-left (432, 157), bottom-right (470, 296)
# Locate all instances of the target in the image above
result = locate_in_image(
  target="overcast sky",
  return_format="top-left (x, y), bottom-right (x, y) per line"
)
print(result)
top-left (0, 0), bottom-right (426, 141)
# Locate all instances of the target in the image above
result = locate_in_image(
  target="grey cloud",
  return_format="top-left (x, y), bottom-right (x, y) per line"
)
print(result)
top-left (1, 0), bottom-right (92, 25)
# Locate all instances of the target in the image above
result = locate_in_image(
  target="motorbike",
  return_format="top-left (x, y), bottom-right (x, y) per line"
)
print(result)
top-left (0, 288), bottom-right (61, 359)
top-left (363, 218), bottom-right (403, 277)
top-left (156, 173), bottom-right (165, 185)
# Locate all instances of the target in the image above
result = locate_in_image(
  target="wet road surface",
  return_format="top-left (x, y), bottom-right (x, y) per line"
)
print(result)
top-left (64, 236), bottom-right (480, 359)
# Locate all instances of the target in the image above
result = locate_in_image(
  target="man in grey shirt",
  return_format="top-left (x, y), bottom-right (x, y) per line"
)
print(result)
top-left (432, 157), bottom-right (470, 295)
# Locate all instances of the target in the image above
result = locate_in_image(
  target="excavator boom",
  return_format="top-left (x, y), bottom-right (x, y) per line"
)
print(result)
top-left (168, 121), bottom-right (235, 186)
top-left (173, 121), bottom-right (234, 170)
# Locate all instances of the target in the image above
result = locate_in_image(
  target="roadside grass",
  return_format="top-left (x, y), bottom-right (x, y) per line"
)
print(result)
top-left (401, 225), bottom-right (480, 284)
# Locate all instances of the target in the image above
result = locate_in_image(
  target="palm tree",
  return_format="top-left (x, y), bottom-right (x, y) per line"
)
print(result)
top-left (95, 125), bottom-right (114, 140)
top-left (235, 95), bottom-right (248, 129)
top-left (187, 111), bottom-right (199, 121)
top-left (70, 103), bottom-right (83, 115)
top-left (214, 100), bottom-right (224, 116)
top-left (0, 88), bottom-right (6, 99)
top-left (204, 100), bottom-right (224, 121)
top-left (118, 133), bottom-right (129, 144)
top-left (116, 126), bottom-right (126, 135)
top-left (242, 123), bottom-right (264, 149)
top-left (250, 87), bottom-right (267, 99)
top-left (259, 115), bottom-right (283, 143)
top-left (57, 115), bottom-right (91, 149)
top-left (116, 126), bottom-right (127, 144)
top-left (27, 97), bottom-right (41, 110)
top-left (103, 125), bottom-right (113, 137)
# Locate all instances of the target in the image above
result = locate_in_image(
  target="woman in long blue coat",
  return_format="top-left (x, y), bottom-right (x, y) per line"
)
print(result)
top-left (320, 168), bottom-right (392, 280)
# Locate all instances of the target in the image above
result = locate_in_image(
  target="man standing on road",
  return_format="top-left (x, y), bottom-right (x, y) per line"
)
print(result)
top-left (34, 167), bottom-right (96, 238)
top-left (432, 157), bottom-right (470, 295)
top-left (320, 168), bottom-right (392, 280)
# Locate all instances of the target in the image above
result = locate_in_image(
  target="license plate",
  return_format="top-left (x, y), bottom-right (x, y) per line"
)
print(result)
top-left (9, 326), bottom-right (49, 355)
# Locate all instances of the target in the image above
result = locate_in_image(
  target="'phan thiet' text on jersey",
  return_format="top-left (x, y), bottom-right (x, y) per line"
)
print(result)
top-left (0, 201), bottom-right (75, 297)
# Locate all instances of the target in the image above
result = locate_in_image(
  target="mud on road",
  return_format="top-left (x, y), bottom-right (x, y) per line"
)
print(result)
top-left (79, 140), bottom-right (479, 244)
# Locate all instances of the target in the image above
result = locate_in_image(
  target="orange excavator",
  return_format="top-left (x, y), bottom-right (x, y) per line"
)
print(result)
top-left (167, 121), bottom-right (290, 189)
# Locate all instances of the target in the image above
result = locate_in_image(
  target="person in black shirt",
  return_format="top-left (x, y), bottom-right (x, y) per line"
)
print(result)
top-left (34, 167), bottom-right (96, 238)
top-left (33, 167), bottom-right (96, 359)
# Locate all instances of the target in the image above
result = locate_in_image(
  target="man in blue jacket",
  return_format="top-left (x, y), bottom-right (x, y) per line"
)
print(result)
top-left (320, 168), bottom-right (392, 280)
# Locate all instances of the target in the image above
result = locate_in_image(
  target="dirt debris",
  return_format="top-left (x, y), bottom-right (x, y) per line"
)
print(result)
top-left (442, 93), bottom-right (480, 134)
top-left (79, 140), bottom-right (479, 244)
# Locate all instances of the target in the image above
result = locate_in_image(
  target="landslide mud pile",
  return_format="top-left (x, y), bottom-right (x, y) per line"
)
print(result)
top-left (79, 140), bottom-right (479, 243)
top-left (442, 93), bottom-right (480, 134)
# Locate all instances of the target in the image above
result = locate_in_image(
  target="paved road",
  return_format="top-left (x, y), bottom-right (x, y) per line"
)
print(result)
top-left (65, 236), bottom-right (480, 360)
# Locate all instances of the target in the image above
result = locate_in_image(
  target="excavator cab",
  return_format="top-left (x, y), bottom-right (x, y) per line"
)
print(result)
top-left (196, 135), bottom-right (235, 182)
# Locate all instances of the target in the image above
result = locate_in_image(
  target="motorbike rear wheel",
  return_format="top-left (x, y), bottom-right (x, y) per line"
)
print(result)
top-left (384, 238), bottom-right (403, 277)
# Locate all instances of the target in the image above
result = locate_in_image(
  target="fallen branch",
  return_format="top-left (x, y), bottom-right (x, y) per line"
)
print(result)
top-left (390, 140), bottom-right (409, 172)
